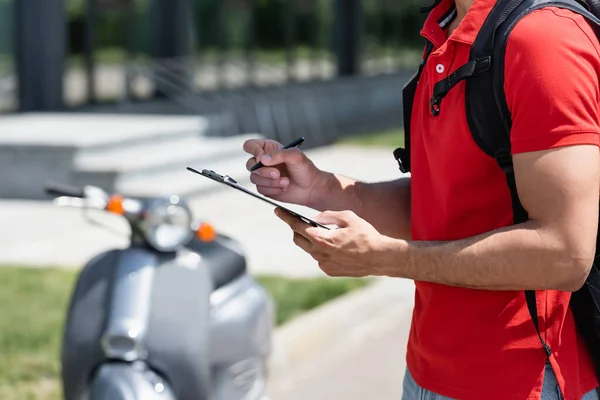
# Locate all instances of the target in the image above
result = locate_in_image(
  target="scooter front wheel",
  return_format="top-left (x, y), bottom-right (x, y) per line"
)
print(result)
top-left (89, 361), bottom-right (176, 400)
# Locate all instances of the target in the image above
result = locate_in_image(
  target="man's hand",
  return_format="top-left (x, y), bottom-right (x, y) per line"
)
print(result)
top-left (242, 138), bottom-right (413, 239)
top-left (243, 138), bottom-right (330, 207)
top-left (274, 208), bottom-right (393, 277)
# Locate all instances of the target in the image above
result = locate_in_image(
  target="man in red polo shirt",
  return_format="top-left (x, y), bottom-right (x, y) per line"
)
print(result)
top-left (242, 0), bottom-right (600, 398)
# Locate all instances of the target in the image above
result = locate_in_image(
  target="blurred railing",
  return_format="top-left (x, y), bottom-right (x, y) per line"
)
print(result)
top-left (0, 0), bottom-right (16, 113)
top-left (0, 71), bottom-right (16, 114)
top-left (1, 0), bottom-right (424, 115)
top-left (0, 0), bottom-right (421, 145)
top-left (62, 0), bottom-right (424, 108)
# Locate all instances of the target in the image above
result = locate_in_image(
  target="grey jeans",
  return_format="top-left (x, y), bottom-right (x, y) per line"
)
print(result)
top-left (402, 362), bottom-right (600, 400)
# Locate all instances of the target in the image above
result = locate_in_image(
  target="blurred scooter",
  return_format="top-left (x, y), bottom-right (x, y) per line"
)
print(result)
top-left (44, 182), bottom-right (274, 400)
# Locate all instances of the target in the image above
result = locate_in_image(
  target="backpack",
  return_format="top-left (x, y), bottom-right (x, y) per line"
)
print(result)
top-left (395, 0), bottom-right (600, 382)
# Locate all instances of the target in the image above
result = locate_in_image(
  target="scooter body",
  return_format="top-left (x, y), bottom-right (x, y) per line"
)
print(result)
top-left (46, 183), bottom-right (273, 400)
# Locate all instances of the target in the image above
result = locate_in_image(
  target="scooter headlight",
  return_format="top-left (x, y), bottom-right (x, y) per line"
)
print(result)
top-left (140, 196), bottom-right (193, 252)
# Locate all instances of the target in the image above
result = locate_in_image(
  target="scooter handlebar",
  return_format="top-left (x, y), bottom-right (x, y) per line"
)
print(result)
top-left (44, 181), bottom-right (86, 199)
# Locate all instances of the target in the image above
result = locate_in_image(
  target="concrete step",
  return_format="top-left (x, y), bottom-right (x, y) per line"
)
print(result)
top-left (72, 132), bottom-right (261, 192)
top-left (74, 133), bottom-right (258, 177)
top-left (0, 113), bottom-right (209, 151)
top-left (116, 153), bottom-right (254, 197)
top-left (0, 112), bottom-right (260, 200)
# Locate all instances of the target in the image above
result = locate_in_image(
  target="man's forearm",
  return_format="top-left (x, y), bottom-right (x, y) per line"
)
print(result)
top-left (309, 172), bottom-right (412, 239)
top-left (377, 220), bottom-right (591, 292)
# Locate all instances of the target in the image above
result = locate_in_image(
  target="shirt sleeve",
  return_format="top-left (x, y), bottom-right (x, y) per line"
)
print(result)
top-left (504, 7), bottom-right (600, 154)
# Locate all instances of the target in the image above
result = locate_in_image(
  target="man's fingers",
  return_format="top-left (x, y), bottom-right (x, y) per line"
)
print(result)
top-left (242, 138), bottom-right (268, 155)
top-left (250, 174), bottom-right (290, 188)
top-left (243, 139), bottom-right (282, 170)
top-left (243, 139), bottom-right (283, 157)
top-left (293, 232), bottom-right (313, 253)
top-left (252, 166), bottom-right (281, 179)
top-left (243, 140), bottom-right (264, 159)
top-left (275, 208), bottom-right (312, 233)
top-left (275, 207), bottom-right (301, 226)
top-left (256, 186), bottom-right (286, 197)
top-left (245, 157), bottom-right (282, 179)
top-left (315, 210), bottom-right (355, 228)
top-left (261, 148), bottom-right (306, 169)
top-left (245, 156), bottom-right (262, 171)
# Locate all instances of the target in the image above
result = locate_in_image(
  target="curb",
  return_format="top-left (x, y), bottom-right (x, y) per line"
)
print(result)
top-left (268, 276), bottom-right (416, 377)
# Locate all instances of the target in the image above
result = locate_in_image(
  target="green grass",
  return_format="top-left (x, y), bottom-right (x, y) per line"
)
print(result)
top-left (256, 275), bottom-right (369, 325)
top-left (338, 128), bottom-right (405, 148)
top-left (0, 266), bottom-right (369, 399)
top-left (0, 267), bottom-right (76, 400)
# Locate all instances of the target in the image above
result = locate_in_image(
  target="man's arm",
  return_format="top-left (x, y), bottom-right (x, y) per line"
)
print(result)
top-left (309, 173), bottom-right (412, 240)
top-left (374, 10), bottom-right (600, 291)
top-left (376, 145), bottom-right (599, 292)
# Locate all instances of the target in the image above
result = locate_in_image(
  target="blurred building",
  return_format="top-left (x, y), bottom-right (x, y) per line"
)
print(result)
top-left (1, 0), bottom-right (423, 113)
top-left (0, 0), bottom-right (426, 200)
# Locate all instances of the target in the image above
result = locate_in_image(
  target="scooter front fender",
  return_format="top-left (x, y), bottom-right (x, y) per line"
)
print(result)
top-left (100, 248), bottom-right (160, 361)
top-left (89, 362), bottom-right (175, 400)
top-left (62, 246), bottom-right (212, 400)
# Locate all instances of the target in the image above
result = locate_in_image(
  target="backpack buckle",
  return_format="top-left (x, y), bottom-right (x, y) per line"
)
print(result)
top-left (474, 56), bottom-right (492, 74)
top-left (430, 95), bottom-right (442, 116)
top-left (393, 147), bottom-right (410, 173)
top-left (494, 149), bottom-right (513, 173)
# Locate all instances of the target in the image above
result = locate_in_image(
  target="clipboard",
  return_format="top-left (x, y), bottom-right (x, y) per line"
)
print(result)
top-left (186, 167), bottom-right (331, 230)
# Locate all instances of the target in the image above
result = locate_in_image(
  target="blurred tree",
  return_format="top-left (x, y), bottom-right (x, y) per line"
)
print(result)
top-left (0, 0), bottom-right (14, 62)
top-left (66, 0), bottom-right (151, 59)
top-left (63, 0), bottom-right (426, 64)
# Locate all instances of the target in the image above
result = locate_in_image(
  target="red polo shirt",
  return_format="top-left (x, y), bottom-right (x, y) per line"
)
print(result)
top-left (407, 0), bottom-right (600, 399)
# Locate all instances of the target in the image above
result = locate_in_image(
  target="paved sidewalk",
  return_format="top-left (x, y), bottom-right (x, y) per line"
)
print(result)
top-left (0, 144), bottom-right (405, 277)
top-left (268, 277), bottom-right (415, 399)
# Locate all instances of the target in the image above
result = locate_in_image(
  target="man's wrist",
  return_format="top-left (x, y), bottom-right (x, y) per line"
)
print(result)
top-left (306, 171), bottom-right (365, 214)
top-left (371, 236), bottom-right (412, 278)
top-left (304, 170), bottom-right (334, 210)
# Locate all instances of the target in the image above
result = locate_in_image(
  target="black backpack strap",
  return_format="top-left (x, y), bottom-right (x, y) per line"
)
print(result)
top-left (394, 40), bottom-right (435, 173)
top-left (582, 0), bottom-right (600, 35)
top-left (467, 0), bottom-right (600, 155)
top-left (420, 0), bottom-right (443, 13)
top-left (430, 57), bottom-right (491, 116)
top-left (466, 0), bottom-right (600, 359)
top-left (430, 0), bottom-right (524, 118)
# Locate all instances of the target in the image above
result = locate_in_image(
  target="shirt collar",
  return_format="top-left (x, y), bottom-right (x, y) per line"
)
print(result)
top-left (420, 0), bottom-right (496, 48)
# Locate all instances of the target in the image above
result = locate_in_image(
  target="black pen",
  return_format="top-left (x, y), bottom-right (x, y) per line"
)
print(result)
top-left (249, 136), bottom-right (305, 172)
